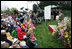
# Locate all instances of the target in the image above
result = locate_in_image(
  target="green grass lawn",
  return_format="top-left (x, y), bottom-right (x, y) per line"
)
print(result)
top-left (33, 10), bottom-right (71, 48)
top-left (33, 20), bottom-right (66, 48)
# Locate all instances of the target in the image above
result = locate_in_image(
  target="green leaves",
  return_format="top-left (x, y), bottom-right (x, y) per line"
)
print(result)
top-left (38, 1), bottom-right (71, 10)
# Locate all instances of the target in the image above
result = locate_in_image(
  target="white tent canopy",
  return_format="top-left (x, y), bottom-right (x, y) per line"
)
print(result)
top-left (51, 5), bottom-right (57, 8)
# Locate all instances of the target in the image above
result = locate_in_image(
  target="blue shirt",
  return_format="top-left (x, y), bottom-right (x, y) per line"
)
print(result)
top-left (23, 15), bottom-right (27, 19)
top-left (22, 46), bottom-right (28, 48)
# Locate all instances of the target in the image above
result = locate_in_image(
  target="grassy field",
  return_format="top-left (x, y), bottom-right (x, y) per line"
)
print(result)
top-left (33, 20), bottom-right (66, 48)
top-left (33, 10), bottom-right (71, 48)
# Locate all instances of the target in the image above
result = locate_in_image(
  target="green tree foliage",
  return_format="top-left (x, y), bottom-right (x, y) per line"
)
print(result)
top-left (5, 8), bottom-right (11, 14)
top-left (10, 8), bottom-right (18, 14)
top-left (2, 7), bottom-right (18, 15)
top-left (38, 1), bottom-right (71, 10)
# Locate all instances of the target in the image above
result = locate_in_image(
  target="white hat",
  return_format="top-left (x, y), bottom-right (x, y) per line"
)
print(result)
top-left (23, 35), bottom-right (27, 39)
top-left (1, 30), bottom-right (6, 33)
top-left (1, 41), bottom-right (6, 44)
top-left (8, 24), bottom-right (10, 26)
top-left (20, 13), bottom-right (23, 15)
top-left (20, 41), bottom-right (26, 46)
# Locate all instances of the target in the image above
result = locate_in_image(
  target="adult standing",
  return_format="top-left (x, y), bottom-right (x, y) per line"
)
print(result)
top-left (54, 8), bottom-right (58, 20)
top-left (28, 10), bottom-right (32, 19)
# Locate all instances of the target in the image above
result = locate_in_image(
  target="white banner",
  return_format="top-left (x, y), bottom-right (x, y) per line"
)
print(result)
top-left (44, 6), bottom-right (51, 20)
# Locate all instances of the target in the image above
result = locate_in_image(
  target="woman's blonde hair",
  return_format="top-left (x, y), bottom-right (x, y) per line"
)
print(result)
top-left (1, 43), bottom-right (9, 48)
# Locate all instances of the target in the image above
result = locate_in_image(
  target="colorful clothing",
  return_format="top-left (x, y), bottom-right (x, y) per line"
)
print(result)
top-left (22, 46), bottom-right (28, 48)
top-left (6, 32), bottom-right (13, 39)
top-left (11, 30), bottom-right (17, 38)
top-left (17, 28), bottom-right (26, 40)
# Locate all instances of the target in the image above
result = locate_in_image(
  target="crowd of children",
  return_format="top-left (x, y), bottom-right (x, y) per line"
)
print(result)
top-left (1, 10), bottom-right (38, 48)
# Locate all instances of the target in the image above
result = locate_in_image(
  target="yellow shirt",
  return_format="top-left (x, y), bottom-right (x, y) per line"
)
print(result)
top-left (6, 32), bottom-right (13, 39)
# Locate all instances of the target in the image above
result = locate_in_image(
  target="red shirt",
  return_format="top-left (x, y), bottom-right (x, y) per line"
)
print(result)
top-left (11, 15), bottom-right (14, 19)
top-left (17, 31), bottom-right (26, 40)
top-left (17, 28), bottom-right (26, 40)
